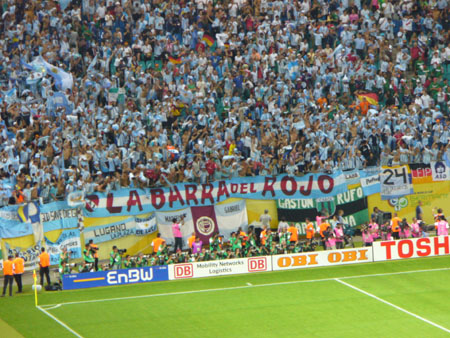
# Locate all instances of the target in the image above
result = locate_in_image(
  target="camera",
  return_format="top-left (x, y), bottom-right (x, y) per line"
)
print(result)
top-left (118, 249), bottom-right (127, 255)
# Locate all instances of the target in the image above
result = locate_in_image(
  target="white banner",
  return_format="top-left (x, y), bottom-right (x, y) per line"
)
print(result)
top-left (272, 247), bottom-right (373, 271)
top-left (344, 169), bottom-right (361, 185)
top-left (83, 219), bottom-right (136, 243)
top-left (45, 229), bottom-right (82, 265)
top-left (214, 200), bottom-right (248, 241)
top-left (4, 242), bottom-right (42, 271)
top-left (372, 236), bottom-right (450, 261)
top-left (431, 161), bottom-right (450, 181)
top-left (169, 256), bottom-right (271, 279)
top-left (155, 208), bottom-right (194, 247)
top-left (380, 165), bottom-right (413, 200)
top-left (135, 214), bottom-right (157, 236)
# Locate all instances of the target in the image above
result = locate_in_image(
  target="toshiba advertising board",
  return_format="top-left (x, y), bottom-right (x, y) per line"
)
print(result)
top-left (169, 257), bottom-right (271, 279)
top-left (373, 236), bottom-right (450, 261)
top-left (272, 248), bottom-right (373, 271)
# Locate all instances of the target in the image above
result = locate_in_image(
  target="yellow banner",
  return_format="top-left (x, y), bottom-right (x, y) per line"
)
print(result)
top-left (368, 181), bottom-right (450, 224)
top-left (82, 213), bottom-right (158, 260)
top-left (246, 199), bottom-right (278, 229)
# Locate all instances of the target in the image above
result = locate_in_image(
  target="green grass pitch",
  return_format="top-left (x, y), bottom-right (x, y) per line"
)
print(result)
top-left (1, 256), bottom-right (450, 338)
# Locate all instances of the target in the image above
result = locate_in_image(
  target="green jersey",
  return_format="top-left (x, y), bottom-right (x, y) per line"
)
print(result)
top-left (83, 249), bottom-right (95, 263)
top-left (231, 238), bottom-right (242, 251)
top-left (199, 252), bottom-right (210, 261)
top-left (280, 232), bottom-right (291, 246)
top-left (59, 265), bottom-right (70, 280)
top-left (176, 254), bottom-right (186, 263)
top-left (110, 251), bottom-right (122, 267)
top-left (248, 236), bottom-right (257, 248)
top-left (59, 252), bottom-right (69, 267)
top-left (136, 257), bottom-right (147, 267)
top-left (265, 234), bottom-right (273, 249)
top-left (270, 245), bottom-right (278, 255)
top-left (124, 260), bottom-right (133, 269)
top-left (292, 244), bottom-right (302, 253)
top-left (209, 238), bottom-right (221, 251)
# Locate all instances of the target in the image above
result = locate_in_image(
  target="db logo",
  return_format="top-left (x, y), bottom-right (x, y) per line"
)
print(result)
top-left (248, 257), bottom-right (267, 272)
top-left (174, 264), bottom-right (193, 279)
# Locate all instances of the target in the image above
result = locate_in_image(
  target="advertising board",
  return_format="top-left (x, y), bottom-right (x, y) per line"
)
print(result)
top-left (272, 248), bottom-right (373, 271)
top-left (62, 265), bottom-right (169, 290)
top-left (169, 257), bottom-right (271, 279)
top-left (372, 236), bottom-right (450, 261)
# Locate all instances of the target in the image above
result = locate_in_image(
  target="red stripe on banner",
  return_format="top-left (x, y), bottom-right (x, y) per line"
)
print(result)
top-left (191, 206), bottom-right (219, 244)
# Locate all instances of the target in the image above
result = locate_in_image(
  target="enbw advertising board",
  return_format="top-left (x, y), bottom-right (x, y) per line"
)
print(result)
top-left (62, 265), bottom-right (169, 290)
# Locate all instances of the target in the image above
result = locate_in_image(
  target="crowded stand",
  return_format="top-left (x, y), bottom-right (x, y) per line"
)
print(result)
top-left (0, 0), bottom-right (448, 208)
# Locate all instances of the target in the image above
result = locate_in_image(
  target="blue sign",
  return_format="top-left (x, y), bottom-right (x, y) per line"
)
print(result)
top-left (40, 201), bottom-right (82, 232)
top-left (62, 266), bottom-right (169, 290)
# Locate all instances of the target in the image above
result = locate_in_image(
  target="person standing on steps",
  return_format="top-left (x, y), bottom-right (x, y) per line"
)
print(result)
top-left (172, 215), bottom-right (185, 253)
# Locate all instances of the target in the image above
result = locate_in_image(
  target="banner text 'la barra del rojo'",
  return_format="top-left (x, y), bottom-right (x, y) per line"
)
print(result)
top-left (84, 173), bottom-right (347, 217)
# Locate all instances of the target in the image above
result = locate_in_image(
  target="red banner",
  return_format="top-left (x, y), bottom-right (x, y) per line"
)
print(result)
top-left (190, 206), bottom-right (219, 244)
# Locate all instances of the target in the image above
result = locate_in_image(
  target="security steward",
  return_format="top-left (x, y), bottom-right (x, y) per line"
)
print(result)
top-left (1, 255), bottom-right (14, 297)
top-left (13, 253), bottom-right (24, 293)
top-left (39, 247), bottom-right (51, 286)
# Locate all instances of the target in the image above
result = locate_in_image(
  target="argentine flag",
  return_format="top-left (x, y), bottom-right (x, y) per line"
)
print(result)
top-left (39, 56), bottom-right (73, 90)
top-left (53, 91), bottom-right (73, 114)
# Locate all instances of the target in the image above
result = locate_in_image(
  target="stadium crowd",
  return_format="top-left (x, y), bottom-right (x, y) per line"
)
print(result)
top-left (0, 0), bottom-right (449, 206)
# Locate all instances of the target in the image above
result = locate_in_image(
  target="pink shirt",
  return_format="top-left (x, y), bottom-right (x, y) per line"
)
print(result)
top-left (327, 237), bottom-right (336, 247)
top-left (411, 223), bottom-right (420, 237)
top-left (436, 221), bottom-right (449, 236)
top-left (334, 227), bottom-right (344, 240)
top-left (349, 14), bottom-right (359, 23)
top-left (172, 223), bottom-right (182, 238)
top-left (402, 228), bottom-right (411, 238)
top-left (316, 216), bottom-right (327, 230)
top-left (369, 223), bottom-right (379, 238)
top-left (362, 232), bottom-right (373, 243)
top-left (192, 241), bottom-right (203, 254)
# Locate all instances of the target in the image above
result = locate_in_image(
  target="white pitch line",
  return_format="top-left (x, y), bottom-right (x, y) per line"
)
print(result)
top-left (37, 306), bottom-right (85, 338)
top-left (41, 304), bottom-right (62, 310)
top-left (335, 278), bottom-right (450, 334)
top-left (43, 267), bottom-right (450, 308)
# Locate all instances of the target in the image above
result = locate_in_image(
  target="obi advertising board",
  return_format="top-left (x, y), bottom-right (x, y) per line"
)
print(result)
top-left (62, 265), bottom-right (169, 290)
top-left (372, 236), bottom-right (450, 261)
top-left (169, 257), bottom-right (271, 279)
top-left (272, 247), bottom-right (373, 271)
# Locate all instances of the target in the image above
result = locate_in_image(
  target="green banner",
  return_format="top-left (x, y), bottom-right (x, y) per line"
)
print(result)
top-left (277, 187), bottom-right (369, 235)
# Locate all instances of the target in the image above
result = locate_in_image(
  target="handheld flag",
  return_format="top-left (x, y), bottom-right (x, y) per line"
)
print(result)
top-left (168, 56), bottom-right (182, 65)
top-left (202, 34), bottom-right (215, 47)
top-left (39, 56), bottom-right (74, 90)
top-left (357, 93), bottom-right (379, 106)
